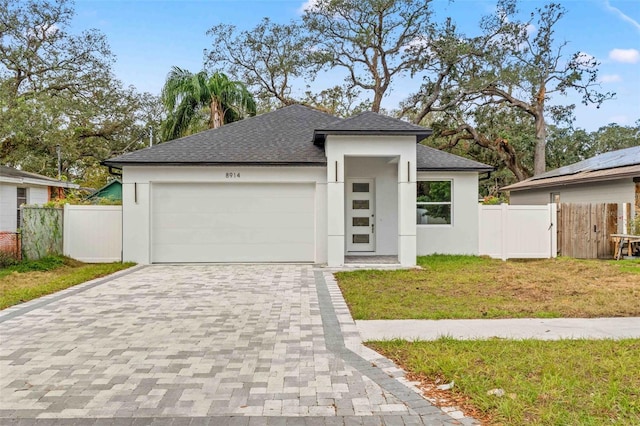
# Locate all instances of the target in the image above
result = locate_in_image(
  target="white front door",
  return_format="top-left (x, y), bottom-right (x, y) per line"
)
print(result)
top-left (346, 178), bottom-right (375, 252)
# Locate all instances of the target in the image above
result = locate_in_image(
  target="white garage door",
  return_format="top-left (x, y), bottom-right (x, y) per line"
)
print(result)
top-left (151, 183), bottom-right (315, 263)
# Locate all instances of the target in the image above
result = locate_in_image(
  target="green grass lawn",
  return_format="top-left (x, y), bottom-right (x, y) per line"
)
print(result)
top-left (0, 256), bottom-right (134, 309)
top-left (371, 339), bottom-right (640, 425)
top-left (335, 255), bottom-right (640, 319)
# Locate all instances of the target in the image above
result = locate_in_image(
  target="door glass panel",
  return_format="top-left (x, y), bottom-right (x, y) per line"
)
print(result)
top-left (352, 217), bottom-right (369, 227)
top-left (352, 234), bottom-right (370, 244)
top-left (353, 200), bottom-right (369, 209)
top-left (352, 183), bottom-right (369, 193)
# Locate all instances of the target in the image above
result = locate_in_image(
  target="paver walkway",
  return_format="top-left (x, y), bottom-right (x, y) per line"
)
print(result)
top-left (0, 265), bottom-right (467, 425)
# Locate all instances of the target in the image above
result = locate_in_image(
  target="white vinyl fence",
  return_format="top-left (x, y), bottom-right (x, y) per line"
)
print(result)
top-left (479, 203), bottom-right (557, 260)
top-left (63, 205), bottom-right (122, 262)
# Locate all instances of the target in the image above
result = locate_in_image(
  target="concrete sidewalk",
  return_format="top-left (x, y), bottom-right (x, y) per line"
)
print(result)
top-left (357, 317), bottom-right (640, 341)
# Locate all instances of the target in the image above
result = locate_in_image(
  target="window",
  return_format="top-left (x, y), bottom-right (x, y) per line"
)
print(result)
top-left (352, 234), bottom-right (370, 244)
top-left (352, 200), bottom-right (369, 209)
top-left (417, 181), bottom-right (451, 225)
top-left (352, 182), bottom-right (369, 193)
top-left (17, 187), bottom-right (27, 229)
top-left (352, 217), bottom-right (369, 226)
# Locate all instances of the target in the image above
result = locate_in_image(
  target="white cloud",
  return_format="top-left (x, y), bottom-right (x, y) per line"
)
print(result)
top-left (402, 35), bottom-right (430, 52)
top-left (600, 74), bottom-right (622, 83)
top-left (575, 52), bottom-right (596, 67)
top-left (603, 1), bottom-right (640, 32)
top-left (27, 23), bottom-right (59, 39)
top-left (298, 0), bottom-right (320, 14)
top-left (525, 23), bottom-right (536, 37)
top-left (609, 48), bottom-right (640, 63)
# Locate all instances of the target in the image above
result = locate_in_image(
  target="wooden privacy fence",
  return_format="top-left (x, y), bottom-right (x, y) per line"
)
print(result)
top-left (479, 204), bottom-right (557, 260)
top-left (63, 205), bottom-right (122, 262)
top-left (557, 203), bottom-right (618, 259)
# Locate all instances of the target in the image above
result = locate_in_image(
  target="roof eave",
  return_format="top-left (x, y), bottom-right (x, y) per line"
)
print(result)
top-left (313, 129), bottom-right (433, 146)
top-left (0, 176), bottom-right (79, 188)
top-left (102, 160), bottom-right (329, 169)
top-left (501, 170), bottom-right (639, 192)
top-left (417, 166), bottom-right (495, 173)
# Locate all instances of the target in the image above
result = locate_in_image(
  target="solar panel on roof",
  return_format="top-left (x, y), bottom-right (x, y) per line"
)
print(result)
top-left (532, 146), bottom-right (640, 180)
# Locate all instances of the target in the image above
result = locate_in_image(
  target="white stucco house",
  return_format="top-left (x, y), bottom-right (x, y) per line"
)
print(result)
top-left (104, 105), bottom-right (492, 266)
top-left (0, 165), bottom-right (79, 232)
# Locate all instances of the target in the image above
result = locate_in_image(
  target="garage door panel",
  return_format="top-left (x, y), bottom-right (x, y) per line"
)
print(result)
top-left (154, 211), bottom-right (314, 231)
top-left (151, 183), bottom-right (316, 263)
top-left (154, 183), bottom-right (313, 198)
top-left (154, 197), bottom-right (314, 215)
top-left (153, 226), bottom-right (314, 245)
top-left (153, 243), bottom-right (315, 263)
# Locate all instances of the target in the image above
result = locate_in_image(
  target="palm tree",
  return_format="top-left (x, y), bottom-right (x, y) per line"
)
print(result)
top-left (160, 67), bottom-right (256, 140)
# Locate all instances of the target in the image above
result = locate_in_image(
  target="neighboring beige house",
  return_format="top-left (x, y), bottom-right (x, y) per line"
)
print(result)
top-left (502, 145), bottom-right (640, 224)
top-left (104, 105), bottom-right (493, 266)
top-left (0, 165), bottom-right (79, 232)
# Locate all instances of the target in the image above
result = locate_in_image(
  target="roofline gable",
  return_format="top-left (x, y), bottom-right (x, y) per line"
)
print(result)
top-left (313, 129), bottom-right (433, 146)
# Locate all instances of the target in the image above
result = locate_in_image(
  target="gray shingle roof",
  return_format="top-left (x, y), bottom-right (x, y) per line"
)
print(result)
top-left (416, 145), bottom-right (494, 172)
top-left (1, 165), bottom-right (61, 182)
top-left (104, 104), bottom-right (490, 172)
top-left (104, 105), bottom-right (336, 167)
top-left (0, 165), bottom-right (79, 188)
top-left (313, 111), bottom-right (432, 144)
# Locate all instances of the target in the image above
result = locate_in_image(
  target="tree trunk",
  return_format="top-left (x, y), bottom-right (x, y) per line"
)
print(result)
top-left (210, 100), bottom-right (223, 129)
top-left (533, 110), bottom-right (546, 175)
top-left (371, 90), bottom-right (382, 113)
top-left (532, 82), bottom-right (547, 176)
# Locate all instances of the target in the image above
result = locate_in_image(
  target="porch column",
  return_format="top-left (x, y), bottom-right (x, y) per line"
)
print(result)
top-left (398, 157), bottom-right (417, 266)
top-left (327, 155), bottom-right (345, 266)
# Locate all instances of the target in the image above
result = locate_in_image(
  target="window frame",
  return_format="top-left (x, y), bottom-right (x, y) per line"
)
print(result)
top-left (17, 187), bottom-right (27, 229)
top-left (416, 179), bottom-right (453, 226)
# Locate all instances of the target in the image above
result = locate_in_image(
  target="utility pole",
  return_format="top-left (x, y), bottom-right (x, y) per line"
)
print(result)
top-left (56, 144), bottom-right (61, 180)
top-left (149, 127), bottom-right (153, 147)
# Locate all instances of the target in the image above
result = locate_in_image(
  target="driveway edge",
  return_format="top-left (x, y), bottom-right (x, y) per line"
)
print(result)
top-left (313, 269), bottom-right (478, 425)
top-left (0, 264), bottom-right (146, 323)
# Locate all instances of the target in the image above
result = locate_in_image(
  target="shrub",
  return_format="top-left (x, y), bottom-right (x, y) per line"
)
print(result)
top-left (481, 195), bottom-right (507, 205)
top-left (630, 215), bottom-right (640, 235)
top-left (2, 256), bottom-right (66, 273)
top-left (0, 251), bottom-right (20, 268)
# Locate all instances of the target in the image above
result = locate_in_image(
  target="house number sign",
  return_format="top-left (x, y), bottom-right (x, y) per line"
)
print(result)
top-left (225, 172), bottom-right (241, 178)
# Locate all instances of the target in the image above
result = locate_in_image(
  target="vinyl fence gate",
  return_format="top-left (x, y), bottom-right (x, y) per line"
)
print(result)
top-left (479, 203), bottom-right (557, 260)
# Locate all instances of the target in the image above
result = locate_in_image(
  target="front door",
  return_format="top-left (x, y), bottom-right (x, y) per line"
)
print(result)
top-left (346, 178), bottom-right (375, 252)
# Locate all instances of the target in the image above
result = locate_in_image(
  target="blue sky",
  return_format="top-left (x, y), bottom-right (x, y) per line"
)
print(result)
top-left (73, 0), bottom-right (640, 131)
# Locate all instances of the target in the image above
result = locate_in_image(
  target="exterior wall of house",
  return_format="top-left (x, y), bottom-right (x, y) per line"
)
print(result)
top-left (30, 187), bottom-right (49, 205)
top-left (325, 135), bottom-right (417, 266)
top-left (0, 184), bottom-right (49, 232)
top-left (344, 157), bottom-right (398, 255)
top-left (121, 165), bottom-right (327, 264)
top-left (416, 171), bottom-right (480, 256)
top-left (0, 183), bottom-right (17, 232)
top-left (509, 178), bottom-right (635, 208)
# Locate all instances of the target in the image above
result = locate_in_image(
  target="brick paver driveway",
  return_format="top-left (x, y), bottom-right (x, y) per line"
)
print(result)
top-left (0, 265), bottom-right (464, 425)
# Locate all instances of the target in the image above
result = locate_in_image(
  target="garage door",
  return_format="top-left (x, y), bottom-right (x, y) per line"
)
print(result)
top-left (151, 183), bottom-right (315, 263)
